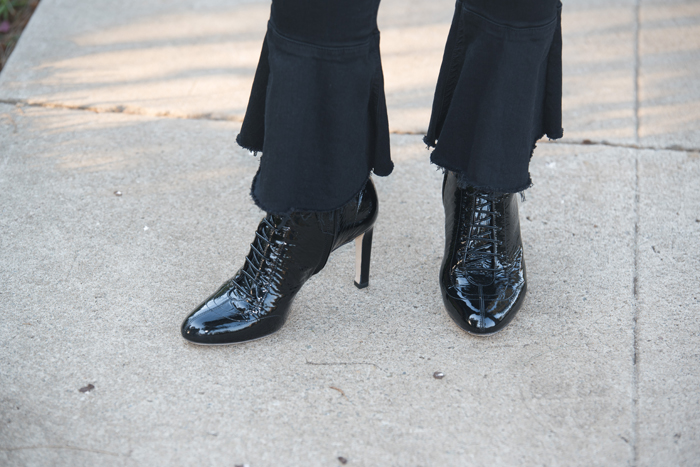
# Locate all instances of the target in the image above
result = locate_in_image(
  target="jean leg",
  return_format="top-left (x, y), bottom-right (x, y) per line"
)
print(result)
top-left (271, 0), bottom-right (380, 46)
top-left (237, 0), bottom-right (391, 214)
top-left (426, 0), bottom-right (563, 192)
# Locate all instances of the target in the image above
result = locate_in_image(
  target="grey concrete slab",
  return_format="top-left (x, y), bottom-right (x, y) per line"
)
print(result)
top-left (636, 148), bottom-right (700, 465)
top-left (560, 0), bottom-right (637, 145)
top-left (378, 0), bottom-right (453, 134)
top-left (0, 0), bottom-right (642, 143)
top-left (639, 0), bottom-right (700, 149)
top-left (0, 0), bottom-right (454, 133)
top-left (0, 0), bottom-right (271, 120)
top-left (0, 103), bottom-right (646, 465)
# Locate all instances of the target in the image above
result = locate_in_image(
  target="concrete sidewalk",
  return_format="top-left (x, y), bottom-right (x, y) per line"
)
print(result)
top-left (1, 0), bottom-right (699, 465)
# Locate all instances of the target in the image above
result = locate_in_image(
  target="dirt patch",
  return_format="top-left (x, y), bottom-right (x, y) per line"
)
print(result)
top-left (1, 0), bottom-right (40, 72)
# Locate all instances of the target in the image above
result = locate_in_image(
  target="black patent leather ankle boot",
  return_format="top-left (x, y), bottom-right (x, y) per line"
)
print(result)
top-left (440, 171), bottom-right (527, 335)
top-left (181, 179), bottom-right (378, 345)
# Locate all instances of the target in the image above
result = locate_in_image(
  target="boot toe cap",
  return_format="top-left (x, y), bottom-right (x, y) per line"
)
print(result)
top-left (442, 282), bottom-right (527, 335)
top-left (181, 293), bottom-right (289, 345)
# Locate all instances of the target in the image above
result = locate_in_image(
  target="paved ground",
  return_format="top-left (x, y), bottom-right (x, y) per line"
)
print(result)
top-left (0, 0), bottom-right (699, 466)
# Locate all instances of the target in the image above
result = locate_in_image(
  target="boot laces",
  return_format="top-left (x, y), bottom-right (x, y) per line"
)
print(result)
top-left (460, 192), bottom-right (503, 274)
top-left (231, 215), bottom-right (286, 303)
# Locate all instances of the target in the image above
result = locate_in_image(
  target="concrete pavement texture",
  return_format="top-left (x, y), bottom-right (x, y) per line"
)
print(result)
top-left (3, 0), bottom-right (699, 146)
top-left (1, 0), bottom-right (699, 466)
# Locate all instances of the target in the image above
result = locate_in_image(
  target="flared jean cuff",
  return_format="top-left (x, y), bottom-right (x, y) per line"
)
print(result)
top-left (237, 21), bottom-right (393, 214)
top-left (425, 0), bottom-right (563, 194)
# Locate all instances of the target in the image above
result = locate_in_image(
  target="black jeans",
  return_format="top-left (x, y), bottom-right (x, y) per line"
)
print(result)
top-left (237, 0), bottom-right (563, 214)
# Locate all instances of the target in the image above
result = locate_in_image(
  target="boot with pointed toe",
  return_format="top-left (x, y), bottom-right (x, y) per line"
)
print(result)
top-left (439, 171), bottom-right (527, 335)
top-left (181, 179), bottom-right (378, 345)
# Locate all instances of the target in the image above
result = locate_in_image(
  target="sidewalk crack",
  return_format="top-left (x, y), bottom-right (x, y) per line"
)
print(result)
top-left (4, 99), bottom-right (698, 155)
top-left (548, 138), bottom-right (699, 154)
top-left (634, 0), bottom-right (641, 143)
top-left (0, 98), bottom-right (242, 122)
top-left (632, 153), bottom-right (640, 466)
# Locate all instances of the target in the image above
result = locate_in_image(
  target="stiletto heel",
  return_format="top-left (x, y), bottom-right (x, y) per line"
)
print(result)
top-left (354, 228), bottom-right (373, 289)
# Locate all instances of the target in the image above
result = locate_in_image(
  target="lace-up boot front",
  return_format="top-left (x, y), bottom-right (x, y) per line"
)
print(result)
top-left (181, 179), bottom-right (378, 344)
top-left (440, 171), bottom-right (527, 335)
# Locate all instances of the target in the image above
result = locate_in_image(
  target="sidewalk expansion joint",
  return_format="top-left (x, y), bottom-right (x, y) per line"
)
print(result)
top-left (633, 0), bottom-right (641, 143)
top-left (631, 154), bottom-right (640, 466)
top-left (3, 98), bottom-right (698, 154)
top-left (548, 138), bottom-right (699, 154)
top-left (0, 98), bottom-right (243, 123)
